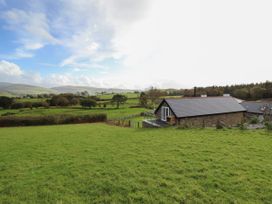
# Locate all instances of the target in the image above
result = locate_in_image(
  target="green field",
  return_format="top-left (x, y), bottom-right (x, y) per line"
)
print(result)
top-left (97, 92), bottom-right (139, 100)
top-left (0, 107), bottom-right (147, 120)
top-left (0, 124), bottom-right (272, 203)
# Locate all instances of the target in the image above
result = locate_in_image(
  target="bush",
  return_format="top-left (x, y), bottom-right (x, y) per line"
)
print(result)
top-left (239, 122), bottom-right (247, 130)
top-left (49, 96), bottom-right (70, 106)
top-left (265, 122), bottom-right (272, 131)
top-left (32, 101), bottom-right (49, 108)
top-left (80, 99), bottom-right (97, 108)
top-left (249, 116), bottom-right (259, 124)
top-left (11, 102), bottom-right (25, 109)
top-left (0, 96), bottom-right (14, 109)
top-left (70, 98), bottom-right (80, 105)
top-left (23, 102), bottom-right (33, 109)
top-left (0, 114), bottom-right (107, 127)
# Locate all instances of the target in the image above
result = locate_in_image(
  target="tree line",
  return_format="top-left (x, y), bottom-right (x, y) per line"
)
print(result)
top-left (183, 81), bottom-right (272, 100)
top-left (0, 93), bottom-right (128, 110)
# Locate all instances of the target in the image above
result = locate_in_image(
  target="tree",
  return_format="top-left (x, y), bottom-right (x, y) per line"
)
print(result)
top-left (139, 92), bottom-right (148, 107)
top-left (11, 102), bottom-right (24, 109)
top-left (233, 88), bottom-right (250, 100)
top-left (70, 98), bottom-right (80, 105)
top-left (111, 94), bottom-right (127, 108)
top-left (23, 102), bottom-right (33, 109)
top-left (146, 88), bottom-right (164, 108)
top-left (80, 99), bottom-right (97, 109)
top-left (49, 95), bottom-right (69, 106)
top-left (0, 96), bottom-right (14, 109)
top-left (55, 96), bottom-right (70, 106)
top-left (250, 86), bottom-right (266, 100)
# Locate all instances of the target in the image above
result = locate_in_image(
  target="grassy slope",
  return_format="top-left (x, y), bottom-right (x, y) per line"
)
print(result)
top-left (0, 124), bottom-right (272, 203)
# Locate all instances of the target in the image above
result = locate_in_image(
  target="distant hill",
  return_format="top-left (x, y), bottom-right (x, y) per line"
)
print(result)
top-left (0, 82), bottom-right (57, 96)
top-left (52, 85), bottom-right (134, 95)
top-left (0, 82), bottom-right (135, 97)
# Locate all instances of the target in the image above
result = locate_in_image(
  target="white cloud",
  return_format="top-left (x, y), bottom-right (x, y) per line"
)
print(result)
top-left (1, 8), bottom-right (59, 58)
top-left (0, 60), bottom-right (43, 85)
top-left (107, 0), bottom-right (272, 88)
top-left (0, 60), bottom-right (23, 76)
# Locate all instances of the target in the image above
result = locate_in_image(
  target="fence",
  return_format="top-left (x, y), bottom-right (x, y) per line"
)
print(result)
top-left (106, 111), bottom-right (155, 128)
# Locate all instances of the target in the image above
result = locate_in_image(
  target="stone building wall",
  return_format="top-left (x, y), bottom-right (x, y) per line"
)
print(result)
top-left (177, 112), bottom-right (244, 127)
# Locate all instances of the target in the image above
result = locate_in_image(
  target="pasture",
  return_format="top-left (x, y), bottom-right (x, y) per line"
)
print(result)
top-left (0, 124), bottom-right (272, 203)
top-left (0, 107), bottom-right (147, 120)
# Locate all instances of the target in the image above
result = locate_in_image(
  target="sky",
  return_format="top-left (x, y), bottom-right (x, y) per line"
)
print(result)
top-left (0, 0), bottom-right (272, 89)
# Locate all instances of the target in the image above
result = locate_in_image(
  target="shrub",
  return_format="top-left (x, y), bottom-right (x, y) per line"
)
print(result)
top-left (32, 101), bottom-right (49, 108)
top-left (80, 99), bottom-right (97, 108)
top-left (49, 96), bottom-right (70, 106)
top-left (0, 96), bottom-right (14, 109)
top-left (11, 102), bottom-right (25, 109)
top-left (70, 98), bottom-right (80, 105)
top-left (0, 114), bottom-right (107, 127)
top-left (239, 122), bottom-right (247, 130)
top-left (23, 102), bottom-right (33, 109)
top-left (249, 116), bottom-right (259, 124)
top-left (265, 122), bottom-right (272, 131)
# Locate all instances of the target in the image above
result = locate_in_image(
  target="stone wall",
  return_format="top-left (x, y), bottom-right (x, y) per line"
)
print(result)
top-left (177, 112), bottom-right (244, 127)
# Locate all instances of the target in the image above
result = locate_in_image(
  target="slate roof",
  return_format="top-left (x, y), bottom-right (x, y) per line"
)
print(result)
top-left (158, 97), bottom-right (246, 118)
top-left (241, 101), bottom-right (272, 114)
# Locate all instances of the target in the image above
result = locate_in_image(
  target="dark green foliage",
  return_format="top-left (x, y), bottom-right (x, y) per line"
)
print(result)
top-left (145, 88), bottom-right (164, 108)
top-left (182, 81), bottom-right (272, 100)
top-left (23, 101), bottom-right (32, 109)
top-left (49, 95), bottom-right (70, 106)
top-left (32, 101), bottom-right (49, 108)
top-left (11, 102), bottom-right (25, 109)
top-left (80, 99), bottom-right (97, 108)
top-left (233, 88), bottom-right (250, 100)
top-left (111, 94), bottom-right (128, 108)
top-left (48, 94), bottom-right (80, 106)
top-left (249, 116), bottom-right (259, 124)
top-left (0, 96), bottom-right (14, 109)
top-left (265, 122), bottom-right (272, 131)
top-left (70, 97), bottom-right (80, 105)
top-left (139, 92), bottom-right (148, 107)
top-left (239, 122), bottom-right (247, 130)
top-left (0, 114), bottom-right (106, 127)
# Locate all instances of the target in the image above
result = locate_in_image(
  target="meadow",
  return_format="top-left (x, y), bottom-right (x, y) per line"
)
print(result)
top-left (0, 106), bottom-right (147, 120)
top-left (0, 124), bottom-right (272, 203)
top-left (0, 95), bottom-right (147, 120)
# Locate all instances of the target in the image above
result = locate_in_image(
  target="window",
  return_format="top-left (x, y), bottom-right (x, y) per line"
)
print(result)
top-left (161, 106), bottom-right (170, 121)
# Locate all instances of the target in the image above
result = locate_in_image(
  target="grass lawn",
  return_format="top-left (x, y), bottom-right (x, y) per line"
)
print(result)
top-left (0, 124), bottom-right (272, 203)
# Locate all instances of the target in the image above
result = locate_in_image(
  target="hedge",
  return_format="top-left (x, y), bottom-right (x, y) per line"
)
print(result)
top-left (0, 114), bottom-right (107, 127)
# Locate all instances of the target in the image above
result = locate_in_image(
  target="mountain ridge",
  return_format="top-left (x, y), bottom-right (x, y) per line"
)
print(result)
top-left (0, 82), bottom-right (135, 96)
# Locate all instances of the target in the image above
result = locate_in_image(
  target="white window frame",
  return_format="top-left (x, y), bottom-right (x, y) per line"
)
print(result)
top-left (161, 106), bottom-right (170, 121)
